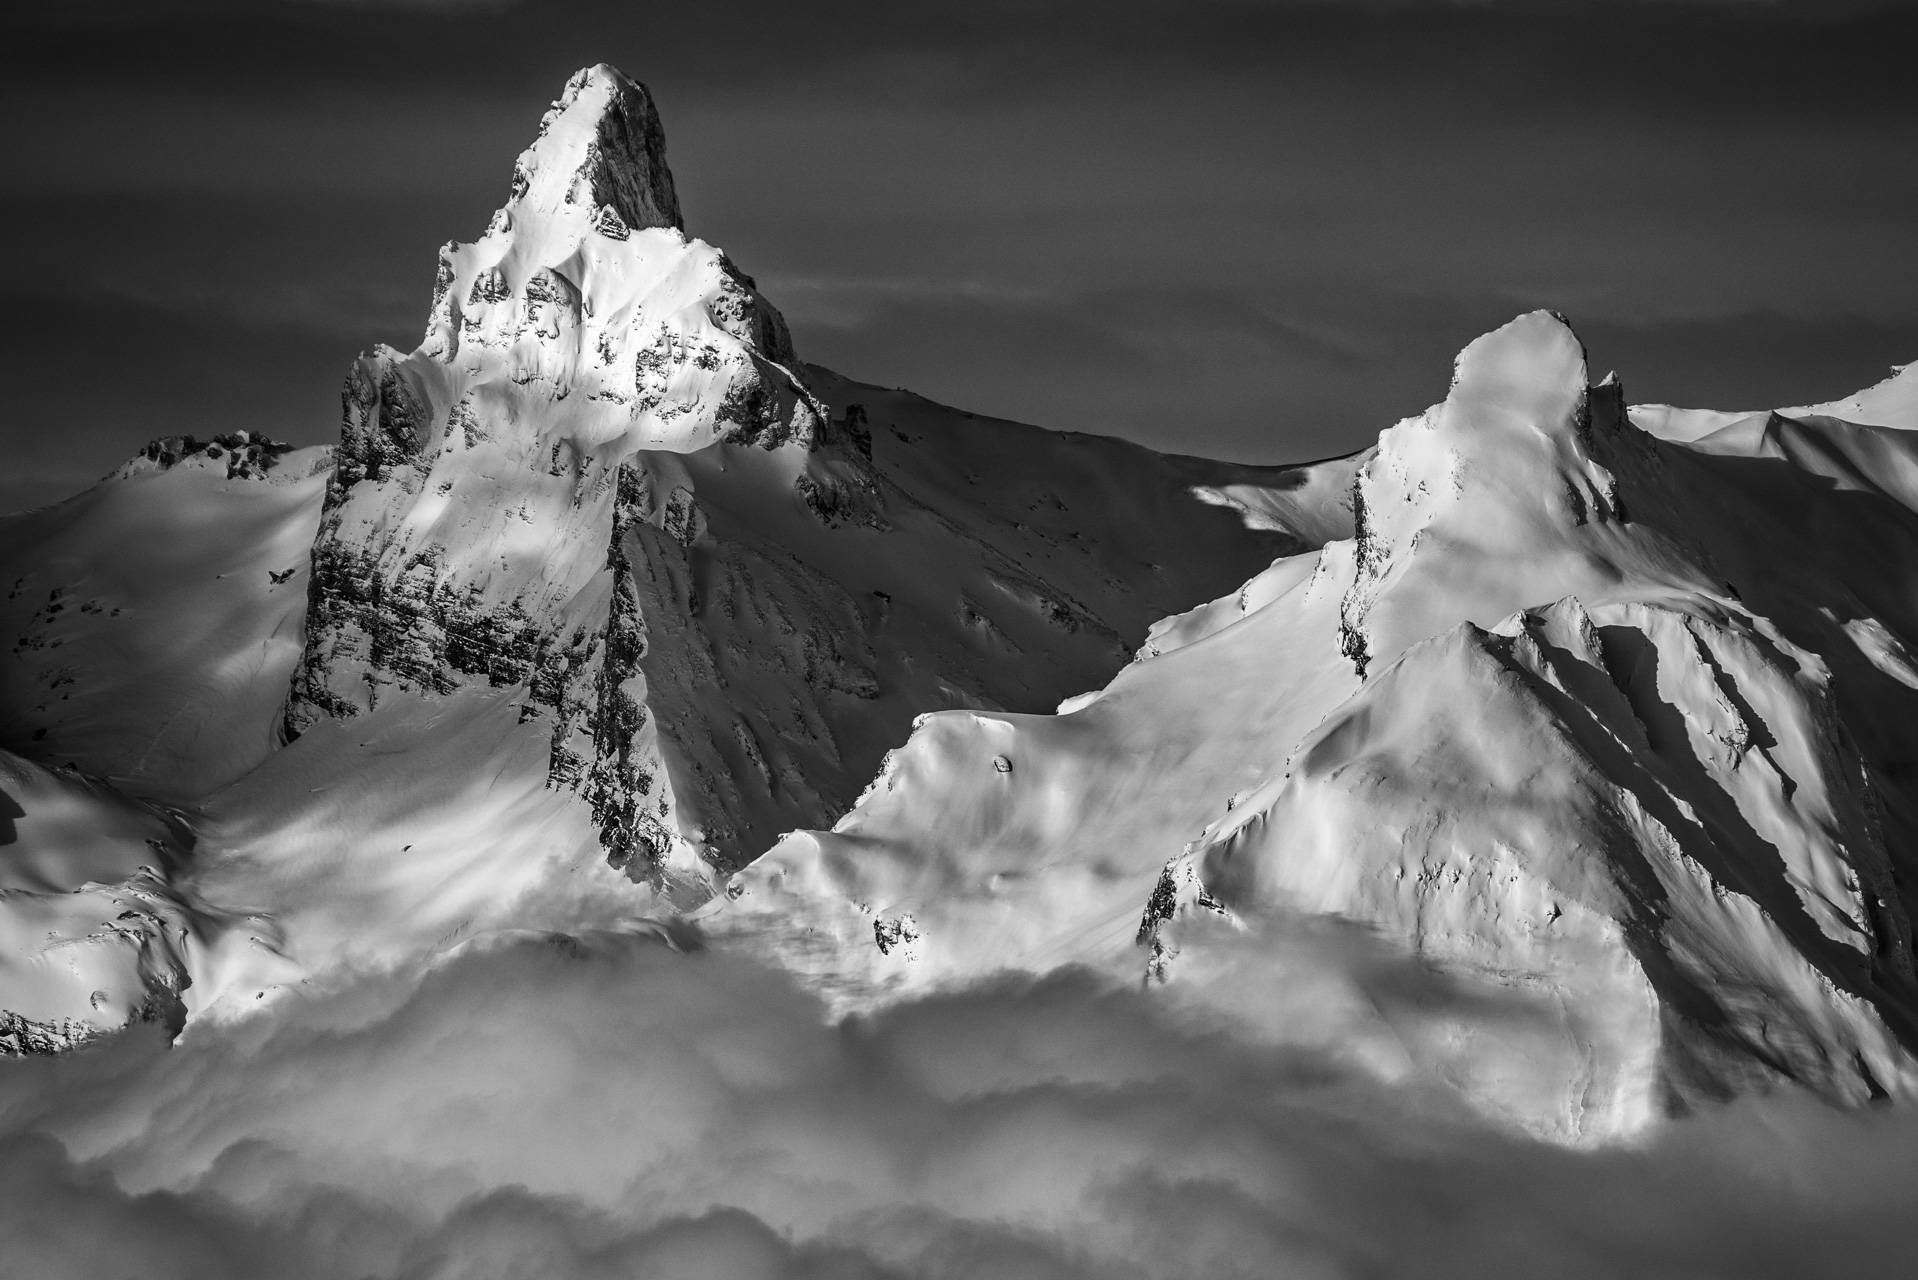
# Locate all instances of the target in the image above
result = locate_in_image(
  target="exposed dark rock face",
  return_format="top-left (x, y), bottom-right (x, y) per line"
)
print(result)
top-left (0, 1010), bottom-right (101, 1056)
top-left (124, 431), bottom-right (296, 482)
top-left (570, 466), bottom-right (668, 871)
top-left (553, 64), bottom-right (681, 234)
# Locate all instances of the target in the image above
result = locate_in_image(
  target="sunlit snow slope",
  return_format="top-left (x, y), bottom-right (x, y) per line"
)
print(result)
top-left (0, 66), bottom-right (1329, 1047)
top-left (0, 437), bottom-right (325, 1050)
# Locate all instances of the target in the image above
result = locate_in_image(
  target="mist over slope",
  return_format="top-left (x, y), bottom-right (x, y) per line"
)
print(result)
top-left (8, 931), bottom-right (1918, 1280)
top-left (3, 61), bottom-right (1918, 1275)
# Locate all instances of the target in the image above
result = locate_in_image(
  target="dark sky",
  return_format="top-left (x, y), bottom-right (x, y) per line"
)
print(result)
top-left (4, 0), bottom-right (1916, 513)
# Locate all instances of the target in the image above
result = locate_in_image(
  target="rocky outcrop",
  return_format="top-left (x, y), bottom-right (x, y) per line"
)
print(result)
top-left (113, 431), bottom-right (308, 483)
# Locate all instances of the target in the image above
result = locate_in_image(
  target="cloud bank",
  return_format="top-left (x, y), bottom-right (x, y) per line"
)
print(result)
top-left (4, 927), bottom-right (1917, 1278)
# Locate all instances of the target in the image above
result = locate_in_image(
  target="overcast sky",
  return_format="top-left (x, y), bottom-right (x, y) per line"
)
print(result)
top-left (3, 0), bottom-right (1915, 512)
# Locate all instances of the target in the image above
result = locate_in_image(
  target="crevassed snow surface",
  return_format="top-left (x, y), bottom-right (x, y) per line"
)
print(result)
top-left (4, 61), bottom-right (1918, 1277)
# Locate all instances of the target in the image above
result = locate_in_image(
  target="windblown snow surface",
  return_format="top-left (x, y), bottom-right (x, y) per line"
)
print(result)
top-left (5, 64), bottom-right (1918, 1276)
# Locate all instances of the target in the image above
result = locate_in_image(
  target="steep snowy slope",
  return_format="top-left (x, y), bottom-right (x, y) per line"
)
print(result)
top-left (0, 440), bottom-right (328, 1048)
top-left (1786, 361), bottom-right (1918, 429)
top-left (727, 312), bottom-right (1918, 1139)
top-left (1630, 360), bottom-right (1917, 443)
top-left (0, 439), bottom-right (330, 800)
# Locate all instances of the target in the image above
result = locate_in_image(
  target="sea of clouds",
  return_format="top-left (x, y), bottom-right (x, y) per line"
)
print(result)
top-left (4, 924), bottom-right (1917, 1278)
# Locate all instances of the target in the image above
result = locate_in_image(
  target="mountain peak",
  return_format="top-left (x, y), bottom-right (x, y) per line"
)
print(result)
top-left (1446, 309), bottom-right (1589, 433)
top-left (1333, 308), bottom-right (1676, 679)
top-left (511, 63), bottom-right (681, 235)
top-left (288, 63), bottom-right (827, 884)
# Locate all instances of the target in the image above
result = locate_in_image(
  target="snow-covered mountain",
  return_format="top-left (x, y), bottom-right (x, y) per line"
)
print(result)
top-left (0, 66), bottom-right (1327, 1051)
top-left (726, 316), bottom-right (1918, 1138)
top-left (4, 65), bottom-right (1918, 1142)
